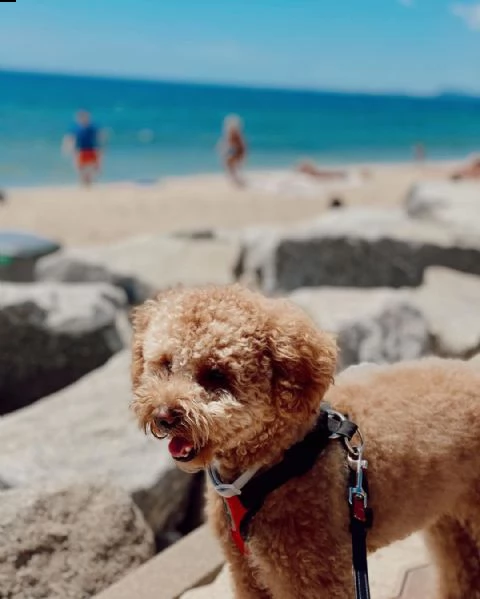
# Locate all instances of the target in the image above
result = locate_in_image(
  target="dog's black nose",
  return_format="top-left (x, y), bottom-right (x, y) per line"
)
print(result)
top-left (153, 407), bottom-right (182, 430)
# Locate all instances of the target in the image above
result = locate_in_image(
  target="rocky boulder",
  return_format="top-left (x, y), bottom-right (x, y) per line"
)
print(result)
top-left (412, 267), bottom-right (480, 358)
top-left (290, 288), bottom-right (430, 370)
top-left (469, 353), bottom-right (480, 368)
top-left (0, 283), bottom-right (125, 415)
top-left (0, 230), bottom-right (60, 283)
top-left (405, 181), bottom-right (480, 234)
top-left (291, 267), bottom-right (480, 366)
top-left (36, 255), bottom-right (151, 306)
top-left (37, 234), bottom-right (240, 303)
top-left (235, 208), bottom-right (480, 293)
top-left (0, 483), bottom-right (155, 599)
top-left (0, 352), bottom-right (194, 540)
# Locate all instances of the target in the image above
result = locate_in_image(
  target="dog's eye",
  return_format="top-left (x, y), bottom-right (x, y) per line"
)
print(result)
top-left (154, 358), bottom-right (172, 374)
top-left (198, 367), bottom-right (229, 391)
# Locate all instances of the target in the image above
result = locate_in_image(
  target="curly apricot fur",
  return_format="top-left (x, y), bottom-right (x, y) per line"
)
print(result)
top-left (131, 284), bottom-right (480, 599)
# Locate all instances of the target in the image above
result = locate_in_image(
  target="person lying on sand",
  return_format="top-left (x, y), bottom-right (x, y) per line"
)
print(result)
top-left (295, 160), bottom-right (348, 180)
top-left (218, 115), bottom-right (247, 186)
top-left (451, 154), bottom-right (480, 180)
top-left (295, 160), bottom-right (371, 181)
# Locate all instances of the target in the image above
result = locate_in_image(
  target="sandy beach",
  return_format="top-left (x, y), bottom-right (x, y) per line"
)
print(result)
top-left (0, 162), bottom-right (455, 246)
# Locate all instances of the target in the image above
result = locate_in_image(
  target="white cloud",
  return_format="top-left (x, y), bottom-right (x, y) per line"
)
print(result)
top-left (451, 3), bottom-right (480, 29)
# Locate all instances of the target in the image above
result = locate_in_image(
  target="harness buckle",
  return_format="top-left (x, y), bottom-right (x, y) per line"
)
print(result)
top-left (207, 464), bottom-right (260, 498)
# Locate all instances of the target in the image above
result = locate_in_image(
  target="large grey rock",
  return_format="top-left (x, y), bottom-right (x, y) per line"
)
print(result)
top-left (0, 283), bottom-right (125, 415)
top-left (0, 483), bottom-right (155, 599)
top-left (36, 255), bottom-right (151, 306)
top-left (236, 208), bottom-right (480, 292)
top-left (37, 234), bottom-right (240, 303)
top-left (291, 288), bottom-right (430, 370)
top-left (405, 181), bottom-right (480, 233)
top-left (0, 352), bottom-right (193, 537)
top-left (291, 267), bottom-right (480, 366)
top-left (412, 267), bottom-right (480, 358)
top-left (470, 353), bottom-right (480, 368)
top-left (0, 230), bottom-right (60, 283)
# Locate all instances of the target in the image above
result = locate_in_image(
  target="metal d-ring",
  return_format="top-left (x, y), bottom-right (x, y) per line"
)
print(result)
top-left (326, 409), bottom-right (347, 439)
top-left (326, 408), bottom-right (366, 463)
top-left (344, 427), bottom-right (365, 460)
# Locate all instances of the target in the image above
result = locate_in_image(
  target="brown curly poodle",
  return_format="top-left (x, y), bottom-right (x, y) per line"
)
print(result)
top-left (131, 284), bottom-right (480, 599)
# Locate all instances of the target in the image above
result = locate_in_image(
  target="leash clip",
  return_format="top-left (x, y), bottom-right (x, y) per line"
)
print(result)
top-left (348, 451), bottom-right (369, 523)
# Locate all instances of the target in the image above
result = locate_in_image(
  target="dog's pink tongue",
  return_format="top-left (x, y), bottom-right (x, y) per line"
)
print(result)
top-left (168, 437), bottom-right (193, 459)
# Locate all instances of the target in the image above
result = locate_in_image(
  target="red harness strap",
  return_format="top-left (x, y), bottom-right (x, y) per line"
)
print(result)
top-left (223, 496), bottom-right (249, 555)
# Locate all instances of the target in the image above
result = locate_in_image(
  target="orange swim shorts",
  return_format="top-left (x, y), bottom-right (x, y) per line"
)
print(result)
top-left (76, 149), bottom-right (99, 168)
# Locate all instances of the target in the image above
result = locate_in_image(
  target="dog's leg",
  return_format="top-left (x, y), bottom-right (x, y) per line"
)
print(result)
top-left (425, 515), bottom-right (480, 599)
top-left (222, 543), bottom-right (273, 599)
top-left (252, 543), bottom-right (354, 599)
top-left (263, 570), bottom-right (354, 599)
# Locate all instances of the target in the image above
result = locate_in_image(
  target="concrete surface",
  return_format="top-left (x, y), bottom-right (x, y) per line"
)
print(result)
top-left (94, 525), bottom-right (223, 599)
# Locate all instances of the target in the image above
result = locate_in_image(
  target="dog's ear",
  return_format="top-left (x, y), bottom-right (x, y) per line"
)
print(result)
top-left (131, 287), bottom-right (184, 388)
top-left (268, 300), bottom-right (337, 414)
top-left (131, 300), bottom-right (155, 389)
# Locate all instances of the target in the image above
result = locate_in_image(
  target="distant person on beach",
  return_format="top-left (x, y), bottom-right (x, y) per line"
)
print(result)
top-left (295, 160), bottom-right (371, 181)
top-left (296, 160), bottom-right (347, 181)
top-left (218, 115), bottom-right (247, 186)
top-left (413, 143), bottom-right (426, 162)
top-left (451, 154), bottom-right (480, 180)
top-left (62, 110), bottom-right (103, 186)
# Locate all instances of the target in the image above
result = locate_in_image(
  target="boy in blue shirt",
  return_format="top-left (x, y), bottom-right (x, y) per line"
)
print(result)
top-left (62, 110), bottom-right (102, 186)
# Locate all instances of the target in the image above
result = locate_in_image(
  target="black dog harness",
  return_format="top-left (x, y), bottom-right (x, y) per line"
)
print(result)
top-left (207, 405), bottom-right (373, 599)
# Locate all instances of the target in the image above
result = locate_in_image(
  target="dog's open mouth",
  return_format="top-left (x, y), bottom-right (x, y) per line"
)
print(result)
top-left (168, 436), bottom-right (198, 462)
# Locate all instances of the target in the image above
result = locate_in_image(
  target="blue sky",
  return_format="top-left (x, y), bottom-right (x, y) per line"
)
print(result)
top-left (1, 0), bottom-right (479, 94)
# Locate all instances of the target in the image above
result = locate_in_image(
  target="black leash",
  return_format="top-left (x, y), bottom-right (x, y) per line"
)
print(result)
top-left (325, 409), bottom-right (373, 599)
top-left (349, 460), bottom-right (373, 599)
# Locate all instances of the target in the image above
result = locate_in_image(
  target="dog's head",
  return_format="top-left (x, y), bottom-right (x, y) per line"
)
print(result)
top-left (131, 285), bottom-right (337, 474)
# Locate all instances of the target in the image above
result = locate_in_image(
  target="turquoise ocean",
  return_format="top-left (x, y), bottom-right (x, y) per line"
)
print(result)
top-left (1, 70), bottom-right (479, 187)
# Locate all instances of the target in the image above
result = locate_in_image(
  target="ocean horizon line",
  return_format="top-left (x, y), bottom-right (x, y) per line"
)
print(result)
top-left (2, 66), bottom-right (480, 103)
